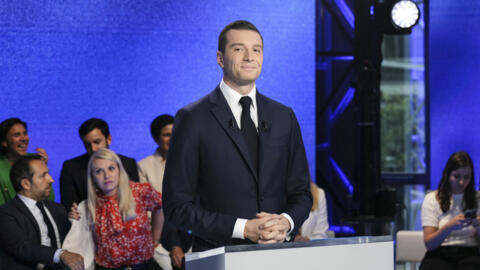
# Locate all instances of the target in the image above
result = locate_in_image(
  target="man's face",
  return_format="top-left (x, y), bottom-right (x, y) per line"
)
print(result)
top-left (82, 128), bottom-right (111, 155)
top-left (1, 123), bottom-right (29, 157)
top-left (27, 159), bottom-right (54, 201)
top-left (217, 29), bottom-right (263, 89)
top-left (156, 124), bottom-right (173, 153)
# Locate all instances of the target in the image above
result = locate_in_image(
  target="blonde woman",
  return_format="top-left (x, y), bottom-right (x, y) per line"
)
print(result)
top-left (85, 148), bottom-right (162, 269)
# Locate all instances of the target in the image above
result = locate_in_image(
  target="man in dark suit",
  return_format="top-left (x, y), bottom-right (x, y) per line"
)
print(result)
top-left (0, 155), bottom-right (84, 270)
top-left (162, 20), bottom-right (312, 252)
top-left (60, 118), bottom-right (139, 210)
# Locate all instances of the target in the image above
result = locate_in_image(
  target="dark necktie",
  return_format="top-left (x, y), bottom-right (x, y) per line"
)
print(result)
top-left (36, 201), bottom-right (58, 249)
top-left (239, 96), bottom-right (258, 171)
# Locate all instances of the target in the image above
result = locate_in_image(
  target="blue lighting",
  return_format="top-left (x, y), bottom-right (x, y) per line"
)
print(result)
top-left (330, 88), bottom-right (355, 122)
top-left (335, 0), bottom-right (354, 29)
top-left (330, 225), bottom-right (356, 234)
top-left (0, 1), bottom-right (316, 201)
top-left (370, 5), bottom-right (375, 16)
top-left (317, 142), bottom-right (329, 151)
top-left (331, 56), bottom-right (354, 61)
top-left (329, 157), bottom-right (354, 194)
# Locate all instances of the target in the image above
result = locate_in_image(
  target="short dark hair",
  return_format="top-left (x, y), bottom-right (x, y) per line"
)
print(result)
top-left (150, 114), bottom-right (174, 141)
top-left (218, 20), bottom-right (263, 54)
top-left (79, 118), bottom-right (110, 139)
top-left (10, 154), bottom-right (42, 192)
top-left (0, 118), bottom-right (27, 154)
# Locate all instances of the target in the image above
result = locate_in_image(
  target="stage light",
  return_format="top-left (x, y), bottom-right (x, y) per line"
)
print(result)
top-left (391, 0), bottom-right (420, 29)
top-left (374, 0), bottom-right (421, 35)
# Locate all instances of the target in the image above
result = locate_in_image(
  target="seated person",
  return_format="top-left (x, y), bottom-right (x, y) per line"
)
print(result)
top-left (79, 148), bottom-right (162, 269)
top-left (0, 155), bottom-right (83, 270)
top-left (420, 151), bottom-right (480, 270)
top-left (295, 181), bottom-right (329, 241)
top-left (60, 118), bottom-right (139, 210)
top-left (139, 114), bottom-right (192, 270)
top-left (0, 118), bottom-right (53, 205)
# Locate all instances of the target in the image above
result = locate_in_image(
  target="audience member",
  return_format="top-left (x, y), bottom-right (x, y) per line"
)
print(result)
top-left (0, 155), bottom-right (83, 270)
top-left (84, 148), bottom-right (162, 269)
top-left (138, 114), bottom-right (173, 192)
top-left (0, 118), bottom-right (53, 205)
top-left (295, 181), bottom-right (329, 241)
top-left (60, 118), bottom-right (139, 211)
top-left (139, 114), bottom-right (192, 270)
top-left (420, 151), bottom-right (480, 270)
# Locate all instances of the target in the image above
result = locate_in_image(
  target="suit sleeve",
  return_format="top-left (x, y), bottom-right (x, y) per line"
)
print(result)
top-left (0, 207), bottom-right (57, 266)
top-left (284, 109), bottom-right (313, 236)
top-left (162, 224), bottom-right (193, 252)
top-left (162, 109), bottom-right (237, 247)
top-left (60, 162), bottom-right (79, 211)
top-left (161, 222), bottom-right (183, 251)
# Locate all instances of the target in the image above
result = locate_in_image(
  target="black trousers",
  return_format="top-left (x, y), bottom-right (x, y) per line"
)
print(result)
top-left (420, 246), bottom-right (480, 270)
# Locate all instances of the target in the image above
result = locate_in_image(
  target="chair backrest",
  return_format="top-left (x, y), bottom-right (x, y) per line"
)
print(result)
top-left (396, 230), bottom-right (427, 262)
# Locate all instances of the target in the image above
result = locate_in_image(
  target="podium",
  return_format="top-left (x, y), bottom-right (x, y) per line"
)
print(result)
top-left (186, 236), bottom-right (393, 270)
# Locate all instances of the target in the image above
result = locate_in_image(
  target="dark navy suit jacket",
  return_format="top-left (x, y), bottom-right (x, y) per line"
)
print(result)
top-left (0, 196), bottom-right (70, 270)
top-left (162, 87), bottom-right (312, 251)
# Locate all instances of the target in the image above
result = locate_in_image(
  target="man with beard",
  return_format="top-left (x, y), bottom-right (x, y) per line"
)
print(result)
top-left (0, 155), bottom-right (84, 270)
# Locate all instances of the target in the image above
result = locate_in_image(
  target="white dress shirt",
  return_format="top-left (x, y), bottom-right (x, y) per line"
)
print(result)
top-left (18, 194), bottom-right (63, 265)
top-left (219, 79), bottom-right (294, 240)
top-left (219, 79), bottom-right (259, 130)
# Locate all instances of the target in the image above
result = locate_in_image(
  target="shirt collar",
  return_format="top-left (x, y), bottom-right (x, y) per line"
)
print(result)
top-left (219, 79), bottom-right (257, 110)
top-left (18, 194), bottom-right (38, 210)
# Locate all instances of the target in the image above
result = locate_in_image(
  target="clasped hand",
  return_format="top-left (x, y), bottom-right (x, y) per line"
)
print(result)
top-left (244, 212), bottom-right (291, 244)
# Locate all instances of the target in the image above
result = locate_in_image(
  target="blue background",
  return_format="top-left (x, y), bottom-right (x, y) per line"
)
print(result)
top-left (0, 1), bottom-right (315, 201)
top-left (429, 1), bottom-right (480, 189)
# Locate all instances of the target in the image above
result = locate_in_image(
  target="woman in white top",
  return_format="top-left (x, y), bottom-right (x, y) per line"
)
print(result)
top-left (420, 151), bottom-right (480, 270)
top-left (295, 181), bottom-right (329, 241)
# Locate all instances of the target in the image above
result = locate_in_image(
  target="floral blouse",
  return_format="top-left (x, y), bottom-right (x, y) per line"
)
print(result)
top-left (95, 182), bottom-right (162, 268)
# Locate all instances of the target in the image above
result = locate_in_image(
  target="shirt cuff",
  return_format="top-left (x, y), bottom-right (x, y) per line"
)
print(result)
top-left (232, 218), bottom-right (248, 239)
top-left (53, 249), bottom-right (64, 263)
top-left (281, 213), bottom-right (294, 241)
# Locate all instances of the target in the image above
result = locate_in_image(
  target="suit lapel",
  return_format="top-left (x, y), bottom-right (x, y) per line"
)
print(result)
top-left (256, 91), bottom-right (272, 179)
top-left (209, 87), bottom-right (258, 181)
top-left (13, 196), bottom-right (42, 243)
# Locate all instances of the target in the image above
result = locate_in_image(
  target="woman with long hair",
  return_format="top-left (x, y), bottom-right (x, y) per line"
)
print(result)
top-left (420, 151), bottom-right (480, 270)
top-left (86, 148), bottom-right (162, 270)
